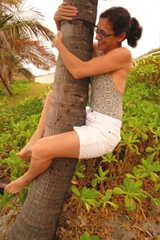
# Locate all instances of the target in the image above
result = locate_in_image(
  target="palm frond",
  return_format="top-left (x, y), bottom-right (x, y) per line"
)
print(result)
top-left (0, 0), bottom-right (56, 95)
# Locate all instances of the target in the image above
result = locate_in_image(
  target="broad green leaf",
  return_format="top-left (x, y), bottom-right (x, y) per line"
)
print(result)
top-left (151, 198), bottom-right (160, 207)
top-left (113, 187), bottom-right (126, 195)
top-left (71, 186), bottom-right (80, 197)
top-left (125, 195), bottom-right (136, 210)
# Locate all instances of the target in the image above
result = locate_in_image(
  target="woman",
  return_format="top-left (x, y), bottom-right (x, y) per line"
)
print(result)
top-left (5, 3), bottom-right (142, 194)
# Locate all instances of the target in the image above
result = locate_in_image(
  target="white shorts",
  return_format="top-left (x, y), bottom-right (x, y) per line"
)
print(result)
top-left (74, 107), bottom-right (122, 159)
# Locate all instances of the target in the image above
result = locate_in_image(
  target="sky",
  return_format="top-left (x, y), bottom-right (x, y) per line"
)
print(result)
top-left (25, 0), bottom-right (160, 75)
top-left (26, 0), bottom-right (160, 58)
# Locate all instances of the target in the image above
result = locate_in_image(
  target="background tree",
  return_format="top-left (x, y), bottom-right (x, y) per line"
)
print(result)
top-left (0, 0), bottom-right (55, 95)
top-left (5, 0), bottom-right (98, 239)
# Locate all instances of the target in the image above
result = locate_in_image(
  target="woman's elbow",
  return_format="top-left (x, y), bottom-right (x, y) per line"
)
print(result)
top-left (71, 63), bottom-right (86, 79)
top-left (72, 74), bottom-right (81, 80)
top-left (72, 71), bottom-right (84, 80)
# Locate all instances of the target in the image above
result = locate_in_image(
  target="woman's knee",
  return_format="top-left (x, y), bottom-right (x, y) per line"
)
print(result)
top-left (46, 91), bottom-right (52, 101)
top-left (31, 139), bottom-right (45, 160)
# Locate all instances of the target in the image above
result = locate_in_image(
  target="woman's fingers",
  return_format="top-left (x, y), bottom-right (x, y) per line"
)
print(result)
top-left (55, 3), bottom-right (78, 21)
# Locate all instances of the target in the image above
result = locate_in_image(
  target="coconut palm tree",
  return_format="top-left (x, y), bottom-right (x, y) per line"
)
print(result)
top-left (0, 0), bottom-right (55, 95)
top-left (5, 0), bottom-right (98, 239)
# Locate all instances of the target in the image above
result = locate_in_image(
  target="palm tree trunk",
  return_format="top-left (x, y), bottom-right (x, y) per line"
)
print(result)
top-left (5, 0), bottom-right (98, 239)
top-left (0, 73), bottom-right (13, 96)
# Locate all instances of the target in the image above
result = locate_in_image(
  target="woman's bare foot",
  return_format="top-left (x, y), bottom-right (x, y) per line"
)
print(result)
top-left (16, 138), bottom-right (39, 159)
top-left (5, 174), bottom-right (32, 194)
top-left (16, 145), bottom-right (32, 160)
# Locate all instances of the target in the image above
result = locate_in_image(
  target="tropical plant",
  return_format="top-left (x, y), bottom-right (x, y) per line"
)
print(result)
top-left (113, 178), bottom-right (147, 210)
top-left (80, 232), bottom-right (99, 240)
top-left (1, 54), bottom-right (160, 239)
top-left (1, 150), bottom-right (28, 178)
top-left (137, 155), bottom-right (160, 181)
top-left (71, 186), bottom-right (100, 211)
top-left (0, 0), bottom-right (55, 95)
top-left (0, 191), bottom-right (15, 210)
top-left (100, 189), bottom-right (119, 209)
top-left (91, 166), bottom-right (109, 187)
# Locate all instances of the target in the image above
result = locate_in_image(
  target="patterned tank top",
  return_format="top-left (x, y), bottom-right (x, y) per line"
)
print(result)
top-left (90, 73), bottom-right (123, 120)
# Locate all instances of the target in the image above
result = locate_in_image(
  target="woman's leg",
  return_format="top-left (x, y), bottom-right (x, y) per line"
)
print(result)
top-left (5, 130), bottom-right (80, 194)
top-left (17, 91), bottom-right (52, 159)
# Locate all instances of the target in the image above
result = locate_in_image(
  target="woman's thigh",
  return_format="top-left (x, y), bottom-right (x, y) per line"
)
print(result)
top-left (32, 131), bottom-right (80, 160)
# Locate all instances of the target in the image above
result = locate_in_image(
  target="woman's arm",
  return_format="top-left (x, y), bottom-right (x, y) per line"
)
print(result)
top-left (54, 31), bottom-right (132, 79)
top-left (54, 2), bottom-right (78, 30)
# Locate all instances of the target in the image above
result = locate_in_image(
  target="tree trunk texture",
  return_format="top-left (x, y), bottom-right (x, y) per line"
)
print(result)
top-left (0, 72), bottom-right (13, 96)
top-left (5, 1), bottom-right (98, 239)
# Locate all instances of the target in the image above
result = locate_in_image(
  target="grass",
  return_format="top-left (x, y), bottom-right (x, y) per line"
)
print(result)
top-left (0, 80), bottom-right (52, 107)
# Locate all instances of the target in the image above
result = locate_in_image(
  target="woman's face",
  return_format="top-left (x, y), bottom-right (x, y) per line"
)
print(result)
top-left (95, 18), bottom-right (121, 53)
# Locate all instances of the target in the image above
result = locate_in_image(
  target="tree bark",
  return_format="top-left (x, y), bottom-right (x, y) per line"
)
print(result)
top-left (5, 1), bottom-right (98, 239)
top-left (0, 72), bottom-right (13, 96)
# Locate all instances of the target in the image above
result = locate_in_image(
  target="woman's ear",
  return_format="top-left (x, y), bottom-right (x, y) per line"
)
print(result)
top-left (118, 32), bottom-right (126, 42)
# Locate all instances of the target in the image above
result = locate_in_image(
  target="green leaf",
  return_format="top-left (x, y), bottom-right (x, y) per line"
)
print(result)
top-left (145, 147), bottom-right (155, 153)
top-left (124, 178), bottom-right (134, 191)
top-left (84, 203), bottom-right (91, 212)
top-left (113, 187), bottom-right (126, 195)
top-left (151, 198), bottom-right (160, 207)
top-left (149, 172), bottom-right (159, 181)
top-left (80, 231), bottom-right (99, 240)
top-left (81, 187), bottom-right (100, 199)
top-left (91, 179), bottom-right (97, 187)
top-left (130, 180), bottom-right (143, 192)
top-left (125, 173), bottom-right (135, 179)
top-left (76, 172), bottom-right (85, 178)
top-left (103, 189), bottom-right (112, 201)
top-left (71, 186), bottom-right (80, 197)
top-left (125, 195), bottom-right (136, 210)
top-left (107, 201), bottom-right (119, 210)
top-left (85, 199), bottom-right (100, 208)
top-left (19, 188), bottom-right (28, 205)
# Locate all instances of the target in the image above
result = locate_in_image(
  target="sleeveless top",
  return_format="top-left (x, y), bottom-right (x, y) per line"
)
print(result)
top-left (90, 73), bottom-right (123, 120)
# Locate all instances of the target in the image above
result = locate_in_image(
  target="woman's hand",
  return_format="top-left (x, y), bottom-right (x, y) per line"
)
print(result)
top-left (53, 31), bottom-right (63, 48)
top-left (54, 2), bottom-right (78, 29)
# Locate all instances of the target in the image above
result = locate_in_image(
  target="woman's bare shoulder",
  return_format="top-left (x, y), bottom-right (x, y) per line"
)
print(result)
top-left (92, 42), bottom-right (102, 57)
top-left (105, 47), bottom-right (132, 63)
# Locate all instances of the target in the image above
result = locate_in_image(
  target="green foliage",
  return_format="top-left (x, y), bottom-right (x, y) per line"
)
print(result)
top-left (151, 197), bottom-right (160, 207)
top-left (101, 152), bottom-right (117, 163)
top-left (11, 79), bottom-right (31, 95)
top-left (91, 166), bottom-right (109, 187)
top-left (113, 178), bottom-right (147, 210)
top-left (126, 155), bottom-right (160, 181)
top-left (119, 130), bottom-right (140, 158)
top-left (74, 160), bottom-right (86, 179)
top-left (139, 155), bottom-right (160, 181)
top-left (1, 150), bottom-right (28, 178)
top-left (0, 94), bottom-right (44, 156)
top-left (0, 56), bottom-right (160, 239)
top-left (13, 96), bottom-right (43, 117)
top-left (0, 86), bottom-right (46, 207)
top-left (132, 55), bottom-right (160, 88)
top-left (0, 191), bottom-right (15, 210)
top-left (100, 189), bottom-right (119, 209)
top-left (19, 187), bottom-right (29, 205)
top-left (80, 232), bottom-right (99, 240)
top-left (71, 186), bottom-right (100, 211)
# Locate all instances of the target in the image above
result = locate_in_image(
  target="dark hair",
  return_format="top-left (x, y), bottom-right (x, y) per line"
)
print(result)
top-left (100, 6), bottom-right (143, 48)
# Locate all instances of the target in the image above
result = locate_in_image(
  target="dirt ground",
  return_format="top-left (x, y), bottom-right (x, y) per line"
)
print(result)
top-left (0, 202), bottom-right (160, 240)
